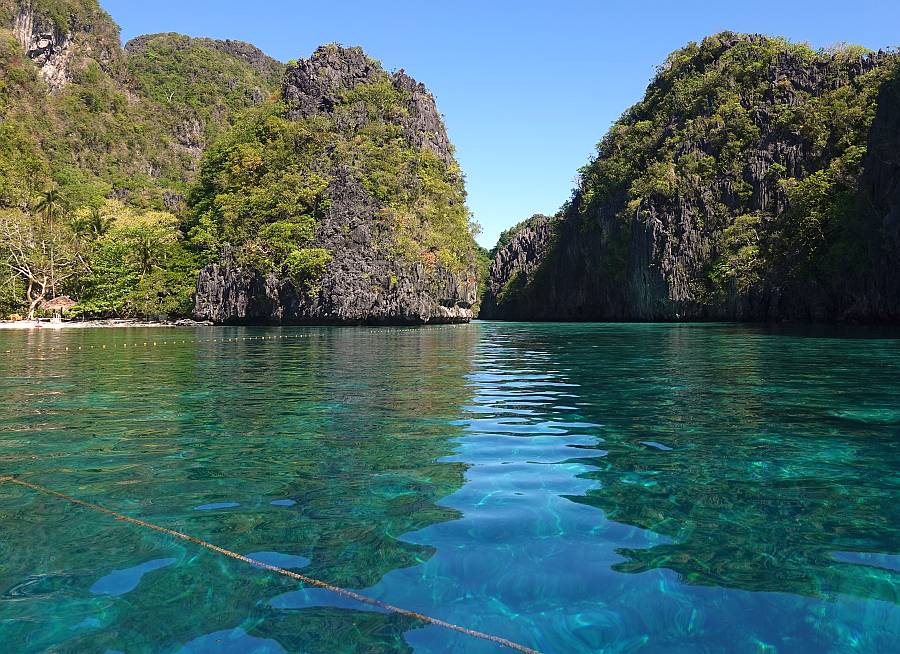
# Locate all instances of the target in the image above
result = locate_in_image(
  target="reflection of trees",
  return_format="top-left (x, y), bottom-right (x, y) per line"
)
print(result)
top-left (0, 326), bottom-right (478, 653)
top-left (559, 324), bottom-right (900, 604)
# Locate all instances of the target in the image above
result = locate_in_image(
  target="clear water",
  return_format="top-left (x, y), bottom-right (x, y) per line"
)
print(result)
top-left (0, 322), bottom-right (898, 653)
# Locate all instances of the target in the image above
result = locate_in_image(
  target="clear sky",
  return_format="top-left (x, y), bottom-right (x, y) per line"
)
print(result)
top-left (102, 0), bottom-right (900, 248)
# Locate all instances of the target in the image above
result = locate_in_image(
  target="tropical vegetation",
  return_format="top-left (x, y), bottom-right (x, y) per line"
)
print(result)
top-left (0, 0), bottom-right (279, 318)
top-left (572, 32), bottom-right (896, 301)
top-left (0, 2), bottom-right (480, 319)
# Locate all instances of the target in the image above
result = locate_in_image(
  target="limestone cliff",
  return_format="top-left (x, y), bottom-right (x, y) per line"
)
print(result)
top-left (3, 0), bottom-right (119, 91)
top-left (483, 34), bottom-right (900, 323)
top-left (191, 46), bottom-right (478, 325)
top-left (0, 0), bottom-right (282, 210)
top-left (852, 68), bottom-right (900, 320)
top-left (480, 215), bottom-right (557, 319)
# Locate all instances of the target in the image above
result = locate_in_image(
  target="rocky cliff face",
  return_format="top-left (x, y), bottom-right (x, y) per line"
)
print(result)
top-left (12, 5), bottom-right (72, 89)
top-left (484, 34), bottom-right (900, 323)
top-left (195, 247), bottom-right (475, 326)
top-left (7, 0), bottom-right (117, 90)
top-left (194, 171), bottom-right (477, 325)
top-left (0, 0), bottom-right (283, 210)
top-left (480, 215), bottom-right (557, 319)
top-left (282, 46), bottom-right (453, 166)
top-left (193, 46), bottom-right (478, 325)
top-left (852, 68), bottom-right (900, 320)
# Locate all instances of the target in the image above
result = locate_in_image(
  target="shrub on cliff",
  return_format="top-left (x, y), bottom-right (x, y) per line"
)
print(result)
top-left (187, 47), bottom-right (479, 292)
top-left (487, 32), bottom-right (899, 320)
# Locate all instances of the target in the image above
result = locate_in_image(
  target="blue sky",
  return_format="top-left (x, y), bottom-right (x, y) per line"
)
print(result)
top-left (102, 0), bottom-right (900, 247)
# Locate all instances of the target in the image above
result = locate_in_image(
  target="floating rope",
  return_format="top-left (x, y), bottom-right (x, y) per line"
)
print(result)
top-left (0, 475), bottom-right (541, 654)
top-left (0, 334), bottom-right (302, 356)
top-left (0, 327), bottom-right (459, 356)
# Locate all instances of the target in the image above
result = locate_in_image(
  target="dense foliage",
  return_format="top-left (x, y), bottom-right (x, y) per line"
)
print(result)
top-left (188, 56), bottom-right (477, 290)
top-left (0, 0), bottom-right (117, 37)
top-left (125, 33), bottom-right (284, 158)
top-left (71, 201), bottom-right (197, 317)
top-left (0, 32), bottom-right (49, 209)
top-left (0, 197), bottom-right (195, 318)
top-left (0, 1), bottom-right (281, 317)
top-left (572, 32), bottom-right (895, 303)
top-left (1, 2), bottom-right (477, 318)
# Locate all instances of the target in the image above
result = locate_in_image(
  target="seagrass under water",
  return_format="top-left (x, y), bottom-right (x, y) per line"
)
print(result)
top-left (0, 476), bottom-right (540, 654)
top-left (0, 322), bottom-right (898, 653)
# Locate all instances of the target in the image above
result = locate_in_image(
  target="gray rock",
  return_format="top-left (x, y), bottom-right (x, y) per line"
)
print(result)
top-left (485, 41), bottom-right (900, 323)
top-left (9, 1), bottom-right (117, 91)
top-left (480, 215), bottom-right (557, 319)
top-left (194, 46), bottom-right (476, 325)
top-left (282, 46), bottom-right (454, 166)
top-left (12, 4), bottom-right (74, 90)
top-left (194, 245), bottom-right (476, 326)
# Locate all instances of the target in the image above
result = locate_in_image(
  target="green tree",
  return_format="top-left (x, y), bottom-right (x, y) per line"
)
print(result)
top-left (0, 208), bottom-right (87, 318)
top-left (33, 187), bottom-right (65, 298)
top-left (71, 204), bottom-right (114, 239)
top-left (75, 201), bottom-right (197, 318)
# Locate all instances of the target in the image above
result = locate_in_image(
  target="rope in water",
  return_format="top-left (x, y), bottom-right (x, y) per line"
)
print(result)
top-left (0, 475), bottom-right (541, 654)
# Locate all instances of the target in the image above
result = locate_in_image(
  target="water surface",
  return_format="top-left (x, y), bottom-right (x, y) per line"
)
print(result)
top-left (0, 322), bottom-right (897, 653)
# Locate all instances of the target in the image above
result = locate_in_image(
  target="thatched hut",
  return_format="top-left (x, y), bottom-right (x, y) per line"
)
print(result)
top-left (40, 296), bottom-right (77, 318)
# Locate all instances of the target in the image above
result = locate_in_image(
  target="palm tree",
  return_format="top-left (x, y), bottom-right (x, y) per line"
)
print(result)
top-left (34, 188), bottom-right (63, 226)
top-left (33, 188), bottom-right (64, 298)
top-left (72, 205), bottom-right (113, 239)
top-left (88, 205), bottom-right (113, 237)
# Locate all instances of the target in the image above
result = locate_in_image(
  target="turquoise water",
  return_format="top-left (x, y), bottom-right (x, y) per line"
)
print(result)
top-left (0, 322), bottom-right (898, 653)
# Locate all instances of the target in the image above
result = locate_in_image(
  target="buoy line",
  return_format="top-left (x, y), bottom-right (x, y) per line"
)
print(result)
top-left (0, 327), bottom-right (452, 356)
top-left (0, 475), bottom-right (541, 654)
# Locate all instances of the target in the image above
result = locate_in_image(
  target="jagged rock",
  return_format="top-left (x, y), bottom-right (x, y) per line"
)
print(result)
top-left (194, 245), bottom-right (476, 326)
top-left (480, 215), bottom-right (557, 319)
top-left (172, 117), bottom-right (205, 158)
top-left (162, 191), bottom-right (184, 212)
top-left (283, 45), bottom-right (380, 119)
top-left (194, 46), bottom-right (477, 325)
top-left (12, 4), bottom-right (73, 90)
top-left (485, 36), bottom-right (900, 323)
top-left (850, 68), bottom-right (900, 321)
top-left (392, 70), bottom-right (454, 167)
top-left (9, 1), bottom-right (116, 90)
top-left (282, 46), bottom-right (454, 166)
